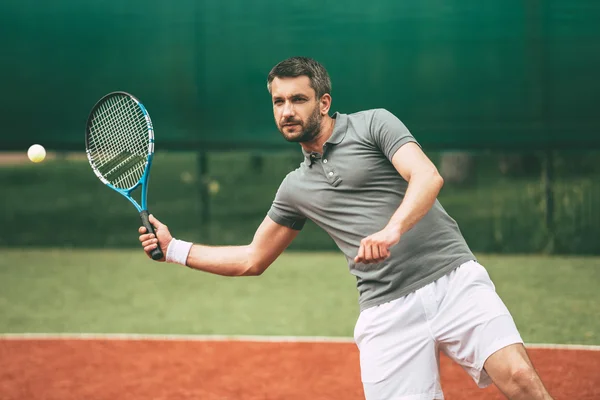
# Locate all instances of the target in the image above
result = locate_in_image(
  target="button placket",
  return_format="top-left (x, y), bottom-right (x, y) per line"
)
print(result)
top-left (320, 144), bottom-right (340, 185)
top-left (322, 156), bottom-right (339, 185)
top-left (321, 147), bottom-right (332, 179)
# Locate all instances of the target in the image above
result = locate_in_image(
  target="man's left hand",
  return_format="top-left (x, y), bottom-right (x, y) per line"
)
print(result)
top-left (354, 228), bottom-right (401, 264)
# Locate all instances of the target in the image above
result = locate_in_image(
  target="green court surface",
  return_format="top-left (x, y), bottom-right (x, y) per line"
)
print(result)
top-left (0, 250), bottom-right (598, 345)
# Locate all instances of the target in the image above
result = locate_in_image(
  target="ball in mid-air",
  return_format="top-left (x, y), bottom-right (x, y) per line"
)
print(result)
top-left (27, 144), bottom-right (46, 163)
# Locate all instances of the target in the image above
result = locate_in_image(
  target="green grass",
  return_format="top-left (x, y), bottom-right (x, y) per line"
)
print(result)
top-left (0, 250), bottom-right (357, 337)
top-left (0, 250), bottom-right (598, 345)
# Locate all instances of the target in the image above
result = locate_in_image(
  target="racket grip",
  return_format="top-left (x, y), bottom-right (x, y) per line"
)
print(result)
top-left (140, 210), bottom-right (164, 260)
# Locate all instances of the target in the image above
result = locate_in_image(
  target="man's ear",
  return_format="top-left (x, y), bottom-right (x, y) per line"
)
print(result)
top-left (320, 93), bottom-right (332, 115)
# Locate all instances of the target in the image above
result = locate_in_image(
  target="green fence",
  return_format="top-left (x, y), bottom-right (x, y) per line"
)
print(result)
top-left (1, 0), bottom-right (599, 150)
top-left (1, 1), bottom-right (599, 254)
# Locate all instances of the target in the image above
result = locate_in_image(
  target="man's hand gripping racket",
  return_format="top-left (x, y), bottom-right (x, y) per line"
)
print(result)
top-left (138, 214), bottom-right (172, 260)
top-left (85, 91), bottom-right (165, 260)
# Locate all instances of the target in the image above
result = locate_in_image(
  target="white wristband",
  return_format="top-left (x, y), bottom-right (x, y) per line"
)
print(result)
top-left (166, 238), bottom-right (193, 266)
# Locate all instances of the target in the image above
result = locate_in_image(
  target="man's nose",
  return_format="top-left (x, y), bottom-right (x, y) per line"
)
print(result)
top-left (282, 102), bottom-right (294, 118)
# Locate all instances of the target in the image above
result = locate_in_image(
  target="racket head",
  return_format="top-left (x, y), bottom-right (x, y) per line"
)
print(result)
top-left (85, 91), bottom-right (164, 261)
top-left (85, 91), bottom-right (155, 208)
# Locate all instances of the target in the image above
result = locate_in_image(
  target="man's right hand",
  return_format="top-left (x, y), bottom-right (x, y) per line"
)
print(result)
top-left (138, 214), bottom-right (173, 261)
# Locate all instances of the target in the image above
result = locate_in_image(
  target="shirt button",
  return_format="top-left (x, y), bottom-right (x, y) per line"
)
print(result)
top-left (328, 171), bottom-right (334, 176)
top-left (323, 159), bottom-right (328, 163)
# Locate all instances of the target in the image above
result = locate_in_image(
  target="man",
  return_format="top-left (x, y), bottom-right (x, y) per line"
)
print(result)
top-left (139, 57), bottom-right (553, 400)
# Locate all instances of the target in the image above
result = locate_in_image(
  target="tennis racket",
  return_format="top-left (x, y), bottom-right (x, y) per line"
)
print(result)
top-left (85, 91), bottom-right (163, 260)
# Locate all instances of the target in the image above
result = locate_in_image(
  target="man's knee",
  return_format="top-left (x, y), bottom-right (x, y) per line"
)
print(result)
top-left (503, 364), bottom-right (550, 399)
top-left (484, 344), bottom-right (552, 399)
top-left (509, 365), bottom-right (537, 391)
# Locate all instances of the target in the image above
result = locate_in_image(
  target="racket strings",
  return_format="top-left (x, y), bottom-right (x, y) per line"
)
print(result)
top-left (93, 98), bottom-right (146, 186)
top-left (87, 95), bottom-right (150, 190)
top-left (90, 110), bottom-right (145, 188)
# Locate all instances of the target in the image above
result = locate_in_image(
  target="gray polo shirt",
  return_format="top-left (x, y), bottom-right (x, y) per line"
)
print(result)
top-left (268, 109), bottom-right (475, 311)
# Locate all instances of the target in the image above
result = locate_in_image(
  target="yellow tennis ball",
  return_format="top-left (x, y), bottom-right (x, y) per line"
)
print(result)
top-left (27, 144), bottom-right (46, 163)
top-left (208, 180), bottom-right (220, 194)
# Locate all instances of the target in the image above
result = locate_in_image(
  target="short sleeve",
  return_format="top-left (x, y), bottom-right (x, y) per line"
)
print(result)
top-left (370, 109), bottom-right (420, 161)
top-left (267, 175), bottom-right (307, 230)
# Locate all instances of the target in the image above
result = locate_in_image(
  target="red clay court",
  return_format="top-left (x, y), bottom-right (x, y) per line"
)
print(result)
top-left (1, 337), bottom-right (599, 399)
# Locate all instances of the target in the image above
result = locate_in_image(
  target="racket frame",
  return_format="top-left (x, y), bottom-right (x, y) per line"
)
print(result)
top-left (85, 91), bottom-right (163, 260)
top-left (85, 91), bottom-right (155, 212)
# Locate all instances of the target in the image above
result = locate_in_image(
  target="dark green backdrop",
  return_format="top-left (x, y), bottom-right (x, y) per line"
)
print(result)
top-left (1, 0), bottom-right (598, 151)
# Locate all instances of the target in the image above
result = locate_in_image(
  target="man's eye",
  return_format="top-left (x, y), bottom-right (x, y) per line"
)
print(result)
top-left (274, 100), bottom-right (283, 105)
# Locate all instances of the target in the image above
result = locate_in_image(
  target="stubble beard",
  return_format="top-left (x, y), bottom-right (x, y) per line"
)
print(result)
top-left (278, 106), bottom-right (322, 143)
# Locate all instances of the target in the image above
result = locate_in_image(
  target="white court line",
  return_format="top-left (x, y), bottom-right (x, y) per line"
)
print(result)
top-left (523, 342), bottom-right (600, 351)
top-left (0, 333), bottom-right (355, 343)
top-left (0, 333), bottom-right (599, 351)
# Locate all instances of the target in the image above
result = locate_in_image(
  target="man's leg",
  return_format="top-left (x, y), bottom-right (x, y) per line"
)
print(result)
top-left (431, 261), bottom-right (554, 399)
top-left (484, 343), bottom-right (553, 400)
top-left (354, 292), bottom-right (444, 400)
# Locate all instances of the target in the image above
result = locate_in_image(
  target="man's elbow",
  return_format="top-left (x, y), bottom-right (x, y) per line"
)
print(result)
top-left (433, 170), bottom-right (444, 189)
top-left (418, 167), bottom-right (444, 190)
top-left (239, 260), bottom-right (268, 277)
top-left (243, 265), bottom-right (265, 276)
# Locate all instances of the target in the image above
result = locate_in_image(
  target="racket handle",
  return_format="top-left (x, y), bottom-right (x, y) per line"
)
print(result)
top-left (140, 210), bottom-right (164, 260)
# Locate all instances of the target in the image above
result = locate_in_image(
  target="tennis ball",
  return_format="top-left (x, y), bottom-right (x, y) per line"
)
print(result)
top-left (27, 144), bottom-right (46, 163)
top-left (208, 180), bottom-right (220, 195)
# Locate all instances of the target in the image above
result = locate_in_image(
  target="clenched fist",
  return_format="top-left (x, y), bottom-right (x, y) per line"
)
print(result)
top-left (354, 228), bottom-right (401, 264)
top-left (138, 214), bottom-right (172, 261)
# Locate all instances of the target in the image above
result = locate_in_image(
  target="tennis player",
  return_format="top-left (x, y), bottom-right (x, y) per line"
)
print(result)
top-left (138, 57), bottom-right (553, 400)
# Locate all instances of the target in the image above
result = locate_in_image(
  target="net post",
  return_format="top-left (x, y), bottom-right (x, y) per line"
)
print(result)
top-left (542, 150), bottom-right (555, 253)
top-left (197, 150), bottom-right (210, 226)
top-left (250, 153), bottom-right (264, 173)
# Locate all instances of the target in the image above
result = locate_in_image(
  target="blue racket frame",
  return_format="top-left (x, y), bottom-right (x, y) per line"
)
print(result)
top-left (85, 91), bottom-right (163, 260)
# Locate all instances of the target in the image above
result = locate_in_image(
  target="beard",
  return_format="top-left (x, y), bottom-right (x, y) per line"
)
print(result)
top-left (277, 106), bottom-right (322, 143)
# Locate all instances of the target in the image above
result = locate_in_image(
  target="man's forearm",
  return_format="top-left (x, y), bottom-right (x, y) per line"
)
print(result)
top-left (163, 216), bottom-right (297, 276)
top-left (386, 169), bottom-right (444, 235)
top-left (182, 243), bottom-right (257, 276)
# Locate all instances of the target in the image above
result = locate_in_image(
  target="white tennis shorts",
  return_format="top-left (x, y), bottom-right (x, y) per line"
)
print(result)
top-left (353, 260), bottom-right (523, 400)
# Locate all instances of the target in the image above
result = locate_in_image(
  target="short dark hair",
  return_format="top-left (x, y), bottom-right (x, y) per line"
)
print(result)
top-left (267, 57), bottom-right (331, 98)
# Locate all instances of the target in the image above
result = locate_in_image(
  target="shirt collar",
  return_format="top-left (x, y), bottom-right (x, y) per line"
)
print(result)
top-left (326, 112), bottom-right (348, 145)
top-left (302, 112), bottom-right (348, 166)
